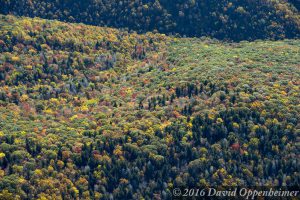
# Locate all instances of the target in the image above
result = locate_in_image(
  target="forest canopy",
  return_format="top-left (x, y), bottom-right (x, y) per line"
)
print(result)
top-left (0, 14), bottom-right (299, 199)
top-left (0, 0), bottom-right (299, 41)
top-left (0, 1), bottom-right (299, 199)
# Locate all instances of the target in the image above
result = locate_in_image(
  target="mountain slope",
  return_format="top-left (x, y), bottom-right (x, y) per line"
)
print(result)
top-left (0, 15), bottom-right (299, 199)
top-left (1, 0), bottom-right (300, 41)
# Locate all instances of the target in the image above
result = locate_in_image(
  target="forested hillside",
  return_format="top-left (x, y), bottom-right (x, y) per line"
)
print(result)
top-left (0, 15), bottom-right (299, 199)
top-left (1, 0), bottom-right (300, 41)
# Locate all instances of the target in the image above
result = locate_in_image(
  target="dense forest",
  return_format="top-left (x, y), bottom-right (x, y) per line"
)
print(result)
top-left (0, 14), bottom-right (299, 199)
top-left (0, 0), bottom-right (300, 41)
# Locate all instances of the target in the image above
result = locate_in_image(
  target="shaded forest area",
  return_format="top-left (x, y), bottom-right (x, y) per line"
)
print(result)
top-left (0, 0), bottom-right (300, 41)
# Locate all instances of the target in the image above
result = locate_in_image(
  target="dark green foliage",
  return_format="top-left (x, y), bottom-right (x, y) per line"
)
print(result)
top-left (0, 0), bottom-right (299, 41)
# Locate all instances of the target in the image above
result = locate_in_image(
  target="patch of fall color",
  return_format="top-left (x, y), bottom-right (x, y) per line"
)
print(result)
top-left (231, 143), bottom-right (240, 151)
